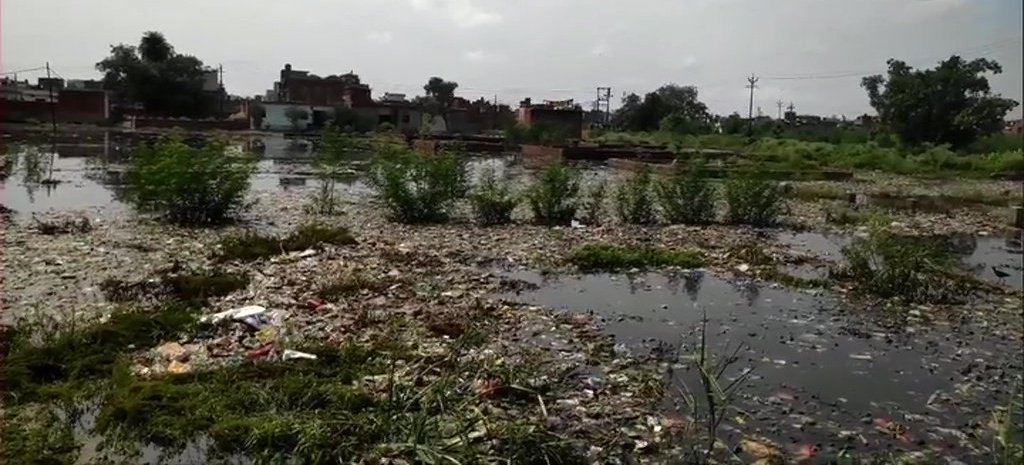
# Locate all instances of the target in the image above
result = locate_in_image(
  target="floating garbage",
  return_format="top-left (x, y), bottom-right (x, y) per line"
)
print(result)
top-left (282, 349), bottom-right (318, 361)
top-left (201, 305), bottom-right (267, 324)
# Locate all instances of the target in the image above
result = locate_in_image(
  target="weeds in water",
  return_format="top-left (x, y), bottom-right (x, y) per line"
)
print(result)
top-left (2, 404), bottom-right (79, 465)
top-left (991, 383), bottom-right (1023, 464)
top-left (833, 221), bottom-right (977, 303)
top-left (723, 174), bottom-right (785, 226)
top-left (125, 137), bottom-right (257, 225)
top-left (306, 128), bottom-right (354, 216)
top-left (615, 166), bottom-right (658, 225)
top-left (5, 305), bottom-right (199, 403)
top-left (367, 145), bottom-right (467, 224)
top-left (469, 166), bottom-right (518, 226)
top-left (217, 223), bottom-right (357, 262)
top-left (527, 162), bottom-right (580, 226)
top-left (657, 166), bottom-right (717, 225)
top-left (569, 243), bottom-right (703, 271)
top-left (580, 180), bottom-right (607, 225)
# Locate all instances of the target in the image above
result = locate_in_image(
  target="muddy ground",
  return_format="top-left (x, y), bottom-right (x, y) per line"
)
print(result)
top-left (2, 132), bottom-right (1022, 464)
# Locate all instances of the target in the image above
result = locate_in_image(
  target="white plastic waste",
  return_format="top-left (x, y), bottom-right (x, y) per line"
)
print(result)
top-left (200, 305), bottom-right (267, 324)
top-left (282, 349), bottom-right (318, 361)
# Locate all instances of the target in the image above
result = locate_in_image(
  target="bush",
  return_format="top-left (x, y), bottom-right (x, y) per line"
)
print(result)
top-left (614, 167), bottom-right (657, 225)
top-left (580, 181), bottom-right (607, 225)
top-left (833, 221), bottom-right (976, 303)
top-left (569, 243), bottom-right (703, 271)
top-left (307, 129), bottom-right (353, 216)
top-left (470, 167), bottom-right (518, 226)
top-left (126, 138), bottom-right (256, 225)
top-left (367, 145), bottom-right (467, 224)
top-left (527, 163), bottom-right (580, 225)
top-left (723, 174), bottom-right (784, 226)
top-left (657, 166), bottom-right (716, 224)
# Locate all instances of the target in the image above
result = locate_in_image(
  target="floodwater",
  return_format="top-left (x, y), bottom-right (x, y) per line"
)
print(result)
top-left (776, 231), bottom-right (1024, 291)
top-left (503, 269), bottom-right (1021, 461)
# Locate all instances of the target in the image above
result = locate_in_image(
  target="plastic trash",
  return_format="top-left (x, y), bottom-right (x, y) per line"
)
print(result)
top-left (282, 349), bottom-right (317, 361)
top-left (246, 344), bottom-right (274, 360)
top-left (200, 305), bottom-right (267, 324)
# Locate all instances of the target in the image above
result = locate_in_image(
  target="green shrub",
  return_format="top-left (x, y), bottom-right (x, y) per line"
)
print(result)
top-left (569, 243), bottom-right (702, 271)
top-left (470, 167), bottom-right (518, 226)
top-left (614, 167), bottom-right (657, 225)
top-left (833, 221), bottom-right (975, 303)
top-left (126, 138), bottom-right (256, 225)
top-left (580, 181), bottom-right (607, 225)
top-left (307, 129), bottom-right (354, 216)
top-left (367, 145), bottom-right (467, 223)
top-left (657, 166), bottom-right (716, 224)
top-left (723, 174), bottom-right (784, 226)
top-left (527, 163), bottom-right (580, 226)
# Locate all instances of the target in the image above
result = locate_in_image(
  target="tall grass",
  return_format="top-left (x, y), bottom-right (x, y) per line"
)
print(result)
top-left (723, 174), bottom-right (784, 226)
top-left (125, 137), bottom-right (256, 225)
top-left (614, 167), bottom-right (657, 225)
top-left (367, 145), bottom-right (467, 224)
top-left (469, 167), bottom-right (517, 226)
top-left (657, 166), bottom-right (717, 224)
top-left (527, 163), bottom-right (580, 226)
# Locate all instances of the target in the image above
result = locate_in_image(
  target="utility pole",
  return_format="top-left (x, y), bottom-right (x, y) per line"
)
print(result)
top-left (776, 100), bottom-right (784, 119)
top-left (746, 74), bottom-right (759, 135)
top-left (45, 62), bottom-right (58, 182)
top-left (218, 64), bottom-right (225, 115)
top-left (596, 86), bottom-right (612, 125)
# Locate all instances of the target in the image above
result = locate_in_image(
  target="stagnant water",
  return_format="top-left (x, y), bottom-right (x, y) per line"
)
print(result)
top-left (502, 269), bottom-right (1022, 461)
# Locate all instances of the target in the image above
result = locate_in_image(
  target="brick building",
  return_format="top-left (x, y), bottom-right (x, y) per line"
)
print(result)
top-left (0, 77), bottom-right (108, 123)
top-left (517, 98), bottom-right (583, 141)
top-left (271, 64), bottom-right (372, 107)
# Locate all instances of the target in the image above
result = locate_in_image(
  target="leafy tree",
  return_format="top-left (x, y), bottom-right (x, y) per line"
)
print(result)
top-left (612, 84), bottom-right (712, 133)
top-left (96, 31), bottom-right (214, 117)
top-left (719, 112), bottom-right (746, 134)
top-left (419, 77), bottom-right (459, 116)
top-left (862, 56), bottom-right (1018, 148)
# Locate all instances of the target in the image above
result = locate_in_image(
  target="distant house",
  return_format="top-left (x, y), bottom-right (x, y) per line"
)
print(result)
top-left (517, 98), bottom-right (583, 142)
top-left (0, 77), bottom-right (108, 123)
top-left (1005, 119), bottom-right (1024, 136)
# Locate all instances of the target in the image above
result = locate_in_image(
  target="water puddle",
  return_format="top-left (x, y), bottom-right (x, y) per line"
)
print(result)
top-left (502, 270), bottom-right (1020, 460)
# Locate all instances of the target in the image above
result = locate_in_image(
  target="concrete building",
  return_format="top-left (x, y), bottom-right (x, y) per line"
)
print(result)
top-left (269, 64), bottom-right (372, 107)
top-left (517, 98), bottom-right (584, 141)
top-left (0, 77), bottom-right (109, 123)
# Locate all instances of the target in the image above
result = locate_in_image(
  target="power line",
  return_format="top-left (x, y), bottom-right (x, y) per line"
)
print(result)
top-left (1, 66), bottom-right (48, 76)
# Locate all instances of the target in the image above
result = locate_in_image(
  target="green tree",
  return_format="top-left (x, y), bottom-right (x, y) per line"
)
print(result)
top-left (420, 77), bottom-right (459, 116)
top-left (862, 56), bottom-right (1018, 148)
top-left (612, 85), bottom-right (712, 133)
top-left (96, 32), bottom-right (213, 117)
top-left (285, 106), bottom-right (309, 130)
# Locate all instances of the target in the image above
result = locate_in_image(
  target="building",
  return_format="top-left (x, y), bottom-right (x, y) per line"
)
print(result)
top-left (268, 64), bottom-right (372, 107)
top-left (0, 77), bottom-right (108, 123)
top-left (517, 98), bottom-right (584, 141)
top-left (1005, 119), bottom-right (1024, 136)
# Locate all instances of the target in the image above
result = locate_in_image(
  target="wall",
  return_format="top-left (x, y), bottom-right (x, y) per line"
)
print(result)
top-left (520, 144), bottom-right (566, 169)
top-left (262, 103), bottom-right (336, 131)
top-left (132, 118), bottom-right (249, 131)
top-left (353, 105), bottom-right (423, 133)
top-left (1, 89), bottom-right (108, 123)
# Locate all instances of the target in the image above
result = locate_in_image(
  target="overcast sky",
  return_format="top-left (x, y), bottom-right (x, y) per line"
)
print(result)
top-left (4, 0), bottom-right (1022, 118)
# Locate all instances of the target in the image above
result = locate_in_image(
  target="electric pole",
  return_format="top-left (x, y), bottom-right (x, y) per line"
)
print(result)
top-left (746, 74), bottom-right (759, 135)
top-left (596, 86), bottom-right (612, 125)
top-left (776, 100), bottom-right (784, 119)
top-left (45, 61), bottom-right (58, 182)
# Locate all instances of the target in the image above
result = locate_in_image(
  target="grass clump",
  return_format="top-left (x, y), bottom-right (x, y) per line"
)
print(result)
top-left (316, 271), bottom-right (383, 300)
top-left (527, 163), bottom-right (580, 225)
top-left (724, 174), bottom-right (785, 226)
top-left (367, 145), bottom-right (467, 224)
top-left (101, 270), bottom-right (248, 303)
top-left (469, 167), bottom-right (518, 226)
top-left (125, 137), bottom-right (257, 225)
top-left (218, 223), bottom-right (357, 262)
top-left (615, 167), bottom-right (658, 225)
top-left (5, 305), bottom-right (199, 403)
top-left (657, 166), bottom-right (717, 224)
top-left (833, 221), bottom-right (976, 303)
top-left (570, 243), bottom-right (703, 271)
